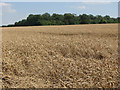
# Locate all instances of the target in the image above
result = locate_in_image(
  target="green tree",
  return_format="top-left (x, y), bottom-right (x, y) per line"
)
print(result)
top-left (51, 13), bottom-right (64, 25)
top-left (26, 14), bottom-right (41, 25)
top-left (42, 13), bottom-right (50, 20)
top-left (80, 14), bottom-right (90, 24)
top-left (64, 13), bottom-right (75, 25)
top-left (5, 13), bottom-right (118, 27)
top-left (99, 19), bottom-right (107, 24)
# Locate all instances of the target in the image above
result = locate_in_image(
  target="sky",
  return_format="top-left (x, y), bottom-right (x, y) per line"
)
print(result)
top-left (0, 2), bottom-right (119, 25)
top-left (1, 0), bottom-right (120, 2)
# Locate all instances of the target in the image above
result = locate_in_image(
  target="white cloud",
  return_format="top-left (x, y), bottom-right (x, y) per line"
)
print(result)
top-left (0, 3), bottom-right (16, 15)
top-left (77, 6), bottom-right (86, 9)
top-left (83, 2), bottom-right (112, 4)
top-left (70, 5), bottom-right (87, 11)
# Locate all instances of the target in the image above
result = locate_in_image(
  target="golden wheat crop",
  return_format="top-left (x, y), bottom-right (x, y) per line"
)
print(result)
top-left (2, 24), bottom-right (118, 88)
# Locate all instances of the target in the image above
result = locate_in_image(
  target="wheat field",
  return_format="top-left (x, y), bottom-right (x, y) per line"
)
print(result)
top-left (2, 24), bottom-right (118, 88)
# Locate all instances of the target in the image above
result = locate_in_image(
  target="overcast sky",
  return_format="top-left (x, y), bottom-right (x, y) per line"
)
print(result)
top-left (0, 2), bottom-right (118, 25)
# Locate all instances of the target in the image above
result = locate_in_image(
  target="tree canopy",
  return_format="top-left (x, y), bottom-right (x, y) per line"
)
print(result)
top-left (3, 13), bottom-right (119, 27)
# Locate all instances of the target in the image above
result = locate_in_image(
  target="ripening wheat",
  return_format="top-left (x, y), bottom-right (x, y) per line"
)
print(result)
top-left (2, 24), bottom-right (118, 88)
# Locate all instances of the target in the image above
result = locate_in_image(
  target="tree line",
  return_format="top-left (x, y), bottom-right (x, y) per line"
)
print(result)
top-left (3, 13), bottom-right (119, 27)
